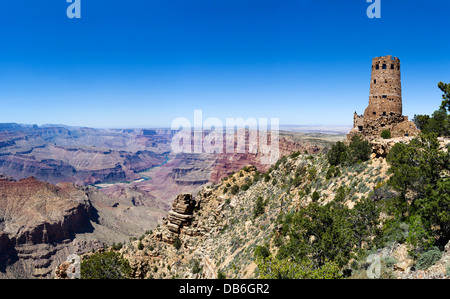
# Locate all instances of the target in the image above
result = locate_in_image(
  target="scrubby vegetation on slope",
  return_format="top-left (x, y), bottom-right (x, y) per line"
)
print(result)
top-left (74, 83), bottom-right (450, 280)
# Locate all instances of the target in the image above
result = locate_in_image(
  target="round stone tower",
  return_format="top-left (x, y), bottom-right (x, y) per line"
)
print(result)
top-left (363, 55), bottom-right (402, 122)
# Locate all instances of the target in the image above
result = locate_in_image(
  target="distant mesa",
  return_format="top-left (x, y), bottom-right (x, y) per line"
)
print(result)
top-left (347, 55), bottom-right (420, 142)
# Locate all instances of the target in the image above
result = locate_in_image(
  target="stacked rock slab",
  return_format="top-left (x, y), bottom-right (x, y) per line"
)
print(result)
top-left (347, 55), bottom-right (419, 142)
top-left (166, 193), bottom-right (196, 234)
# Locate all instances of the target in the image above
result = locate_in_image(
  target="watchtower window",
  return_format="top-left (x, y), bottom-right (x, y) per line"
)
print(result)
top-left (391, 64), bottom-right (394, 70)
top-left (376, 64), bottom-right (379, 70)
top-left (385, 79), bottom-right (388, 83)
top-left (382, 64), bottom-right (387, 69)
top-left (383, 112), bottom-right (387, 116)
top-left (358, 126), bottom-right (363, 132)
top-left (374, 79), bottom-right (376, 84)
top-left (382, 95), bottom-right (387, 98)
top-left (373, 112), bottom-right (376, 115)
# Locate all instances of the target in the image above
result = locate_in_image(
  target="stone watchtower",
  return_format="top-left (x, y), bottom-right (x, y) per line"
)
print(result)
top-left (347, 55), bottom-right (419, 141)
top-left (364, 56), bottom-right (402, 122)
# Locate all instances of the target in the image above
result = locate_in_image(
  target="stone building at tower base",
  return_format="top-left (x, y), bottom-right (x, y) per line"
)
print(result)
top-left (346, 112), bottom-right (419, 143)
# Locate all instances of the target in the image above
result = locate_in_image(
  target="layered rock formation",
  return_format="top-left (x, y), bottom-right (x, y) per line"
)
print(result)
top-left (0, 176), bottom-right (95, 278)
top-left (164, 193), bottom-right (196, 234)
top-left (0, 173), bottom-right (172, 278)
top-left (0, 125), bottom-right (170, 186)
top-left (0, 145), bottom-right (166, 185)
top-left (0, 177), bottom-right (93, 245)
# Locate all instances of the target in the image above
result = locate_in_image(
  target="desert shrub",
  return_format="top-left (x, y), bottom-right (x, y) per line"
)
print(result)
top-left (217, 270), bottom-right (226, 279)
top-left (191, 259), bottom-right (203, 274)
top-left (254, 245), bottom-right (271, 260)
top-left (415, 247), bottom-right (442, 270)
top-left (308, 166), bottom-right (318, 181)
top-left (111, 242), bottom-right (123, 251)
top-left (290, 151), bottom-right (301, 159)
top-left (311, 191), bottom-right (320, 202)
top-left (325, 166), bottom-right (334, 180)
top-left (230, 185), bottom-right (240, 195)
top-left (376, 220), bottom-right (410, 247)
top-left (241, 184), bottom-right (250, 191)
top-left (334, 186), bottom-right (348, 203)
top-left (253, 196), bottom-right (266, 218)
top-left (382, 256), bottom-right (397, 268)
top-left (256, 257), bottom-right (342, 279)
top-left (290, 175), bottom-right (303, 188)
top-left (327, 141), bottom-right (348, 166)
top-left (405, 215), bottom-right (434, 255)
top-left (327, 136), bottom-right (371, 166)
top-left (303, 185), bottom-right (311, 195)
top-left (381, 129), bottom-right (391, 139)
top-left (358, 182), bottom-right (370, 194)
top-left (81, 250), bottom-right (132, 279)
top-left (253, 171), bottom-right (261, 182)
top-left (137, 241), bottom-right (144, 250)
top-left (348, 135), bottom-right (372, 164)
top-left (173, 236), bottom-right (182, 250)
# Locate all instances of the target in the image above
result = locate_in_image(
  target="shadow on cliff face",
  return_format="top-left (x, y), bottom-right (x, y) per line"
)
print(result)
top-left (58, 202), bottom-right (99, 241)
top-left (88, 205), bottom-right (100, 226)
top-left (12, 211), bottom-right (97, 247)
top-left (0, 234), bottom-right (18, 273)
top-left (0, 206), bottom-right (99, 277)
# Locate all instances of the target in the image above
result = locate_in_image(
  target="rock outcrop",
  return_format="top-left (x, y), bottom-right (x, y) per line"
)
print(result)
top-left (0, 174), bottom-right (166, 279)
top-left (164, 193), bottom-right (196, 234)
top-left (0, 176), bottom-right (97, 278)
top-left (370, 136), bottom-right (450, 158)
top-left (370, 136), bottom-right (414, 157)
top-left (0, 177), bottom-right (94, 245)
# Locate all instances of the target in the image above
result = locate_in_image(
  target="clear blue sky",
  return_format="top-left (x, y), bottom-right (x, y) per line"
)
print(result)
top-left (0, 0), bottom-right (449, 128)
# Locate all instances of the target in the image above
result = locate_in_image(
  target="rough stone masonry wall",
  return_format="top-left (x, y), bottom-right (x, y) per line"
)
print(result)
top-left (363, 116), bottom-right (419, 140)
top-left (363, 55), bottom-right (402, 123)
top-left (363, 114), bottom-right (405, 137)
